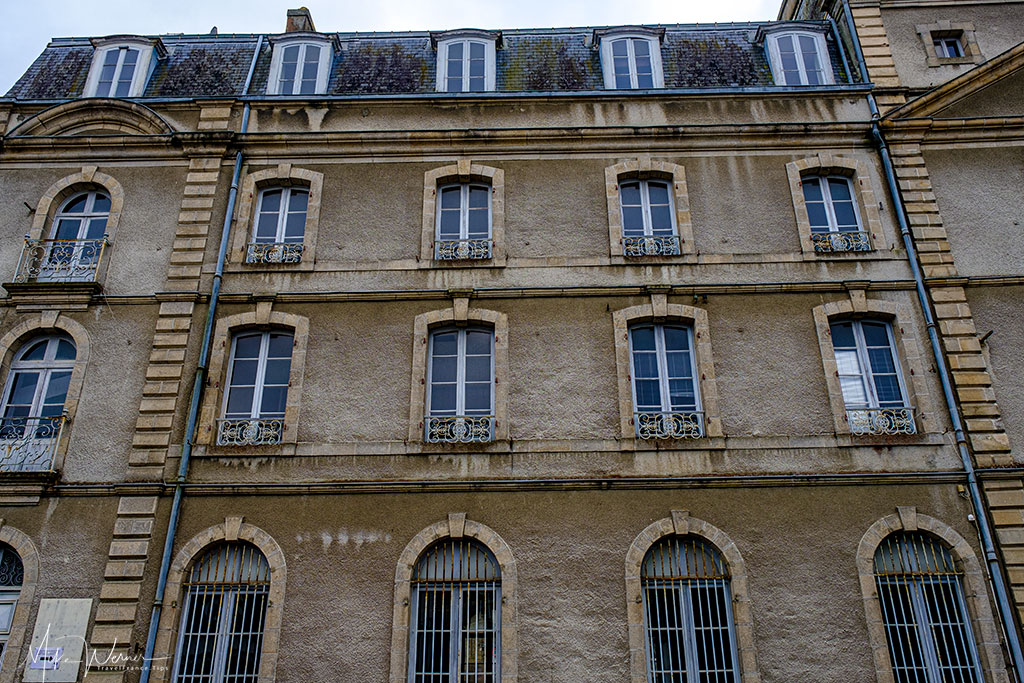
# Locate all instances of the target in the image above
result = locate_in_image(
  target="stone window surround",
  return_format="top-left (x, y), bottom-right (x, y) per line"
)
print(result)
top-left (230, 164), bottom-right (324, 271)
top-left (786, 154), bottom-right (883, 257)
top-left (605, 159), bottom-right (694, 259)
top-left (197, 304), bottom-right (309, 451)
top-left (408, 301), bottom-right (509, 443)
top-left (389, 513), bottom-right (518, 683)
top-left (856, 508), bottom-right (1009, 683)
top-left (625, 511), bottom-right (760, 683)
top-left (151, 517), bottom-right (286, 683)
top-left (612, 298), bottom-right (724, 440)
top-left (812, 293), bottom-right (938, 437)
top-left (0, 523), bottom-right (39, 683)
top-left (28, 167), bottom-right (125, 285)
top-left (0, 311), bottom-right (91, 472)
top-left (916, 21), bottom-right (984, 68)
top-left (420, 161), bottom-right (506, 266)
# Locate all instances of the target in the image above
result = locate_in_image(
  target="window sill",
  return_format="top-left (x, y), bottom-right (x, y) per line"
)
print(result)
top-left (421, 255), bottom-right (507, 269)
top-left (927, 56), bottom-right (981, 67)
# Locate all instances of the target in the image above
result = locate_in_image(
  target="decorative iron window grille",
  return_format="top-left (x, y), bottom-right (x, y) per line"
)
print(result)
top-left (0, 543), bottom-right (24, 667)
top-left (245, 242), bottom-right (304, 264)
top-left (642, 535), bottom-right (740, 683)
top-left (173, 542), bottom-right (270, 683)
top-left (633, 411), bottom-right (704, 440)
top-left (425, 415), bottom-right (495, 444)
top-left (874, 532), bottom-right (983, 683)
top-left (846, 407), bottom-right (916, 435)
top-left (434, 238), bottom-right (493, 261)
top-left (811, 231), bottom-right (870, 253)
top-left (0, 416), bottom-right (66, 472)
top-left (629, 324), bottom-right (703, 439)
top-left (409, 539), bottom-right (500, 683)
top-left (14, 237), bottom-right (109, 283)
top-left (216, 418), bottom-right (284, 447)
top-left (622, 235), bottom-right (681, 257)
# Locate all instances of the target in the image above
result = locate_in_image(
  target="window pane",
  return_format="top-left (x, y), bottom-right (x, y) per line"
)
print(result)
top-left (806, 203), bottom-right (829, 228)
top-left (53, 218), bottom-right (83, 241)
top-left (263, 358), bottom-right (291, 385)
top-left (230, 359), bottom-right (258, 386)
top-left (862, 322), bottom-right (890, 347)
top-left (635, 379), bottom-right (661, 408)
top-left (830, 322), bottom-right (855, 347)
top-left (92, 194), bottom-right (111, 213)
top-left (226, 386), bottom-right (255, 416)
top-left (439, 187), bottom-right (461, 209)
top-left (260, 190), bottom-right (282, 213)
top-left (668, 379), bottom-right (696, 409)
top-left (465, 331), bottom-right (491, 356)
top-left (633, 39), bottom-right (650, 56)
top-left (432, 332), bottom-right (458, 357)
top-left (465, 356), bottom-right (490, 383)
top-left (467, 208), bottom-right (489, 236)
top-left (666, 353), bottom-right (692, 379)
top-left (469, 42), bottom-right (485, 58)
top-left (649, 205), bottom-right (674, 233)
top-left (832, 201), bottom-right (858, 229)
top-left (255, 213), bottom-right (279, 241)
top-left (663, 327), bottom-right (689, 352)
top-left (833, 348), bottom-right (862, 376)
top-left (622, 206), bottom-right (645, 234)
top-left (632, 353), bottom-right (659, 379)
top-left (839, 376), bottom-right (869, 406)
top-left (631, 327), bottom-right (656, 351)
top-left (288, 190), bottom-right (309, 212)
top-left (468, 186), bottom-right (488, 209)
top-left (234, 335), bottom-right (262, 359)
top-left (259, 386), bottom-right (288, 416)
top-left (464, 383), bottom-right (491, 412)
top-left (55, 340), bottom-right (76, 361)
top-left (612, 39), bottom-right (628, 56)
top-left (284, 212), bottom-right (306, 239)
top-left (43, 372), bottom-right (71, 405)
top-left (430, 384), bottom-right (457, 413)
top-left (8, 373), bottom-right (39, 406)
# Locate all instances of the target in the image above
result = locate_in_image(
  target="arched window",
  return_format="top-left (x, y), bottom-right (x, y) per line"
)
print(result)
top-left (641, 535), bottom-right (739, 683)
top-left (0, 544), bottom-right (24, 666)
top-left (764, 31), bottom-right (833, 86)
top-left (218, 331), bottom-right (293, 446)
top-left (629, 323), bottom-right (703, 438)
top-left (435, 183), bottom-right (492, 260)
top-left (0, 335), bottom-right (76, 471)
top-left (247, 187), bottom-right (308, 264)
top-left (425, 327), bottom-right (494, 442)
top-left (874, 532), bottom-right (982, 683)
top-left (409, 539), bottom-right (501, 682)
top-left (619, 179), bottom-right (679, 256)
top-left (35, 190), bottom-right (110, 282)
top-left (173, 542), bottom-right (270, 683)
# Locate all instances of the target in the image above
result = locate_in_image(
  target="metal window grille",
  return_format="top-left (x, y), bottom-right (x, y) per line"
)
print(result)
top-left (0, 543), bottom-right (23, 669)
top-left (409, 539), bottom-right (501, 683)
top-left (642, 536), bottom-right (739, 683)
top-left (874, 532), bottom-right (983, 683)
top-left (173, 542), bottom-right (271, 683)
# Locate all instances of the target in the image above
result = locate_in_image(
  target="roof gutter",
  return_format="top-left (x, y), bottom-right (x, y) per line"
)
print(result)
top-left (137, 33), bottom-right (264, 683)
top-left (838, 0), bottom-right (1024, 675)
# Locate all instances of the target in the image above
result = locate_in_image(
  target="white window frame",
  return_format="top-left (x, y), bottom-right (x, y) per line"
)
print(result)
top-left (831, 319), bottom-right (911, 410)
top-left (628, 323), bottom-right (702, 415)
top-left (435, 37), bottom-right (497, 92)
top-left (933, 35), bottom-right (965, 58)
top-left (83, 41), bottom-right (156, 98)
top-left (221, 331), bottom-right (292, 421)
top-left (0, 335), bottom-right (75, 424)
top-left (426, 327), bottom-right (495, 419)
top-left (619, 179), bottom-right (677, 238)
top-left (252, 187), bottom-right (308, 244)
top-left (599, 34), bottom-right (665, 89)
top-left (267, 38), bottom-right (332, 95)
top-left (765, 30), bottom-right (834, 86)
top-left (803, 175), bottom-right (863, 234)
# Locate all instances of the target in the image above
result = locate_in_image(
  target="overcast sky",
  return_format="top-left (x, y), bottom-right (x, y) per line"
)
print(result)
top-left (1, 0), bottom-right (781, 95)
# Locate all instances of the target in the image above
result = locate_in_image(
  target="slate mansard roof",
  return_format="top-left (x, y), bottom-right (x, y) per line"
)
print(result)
top-left (6, 22), bottom-right (852, 100)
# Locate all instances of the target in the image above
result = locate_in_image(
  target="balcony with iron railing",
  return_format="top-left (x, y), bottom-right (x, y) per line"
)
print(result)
top-left (846, 407), bottom-right (916, 435)
top-left (0, 415), bottom-right (65, 473)
top-left (633, 411), bottom-right (704, 439)
top-left (434, 238), bottom-right (493, 261)
top-left (216, 418), bottom-right (285, 446)
top-left (622, 235), bottom-right (681, 257)
top-left (425, 415), bottom-right (495, 443)
top-left (246, 242), bottom-right (304, 264)
top-left (11, 236), bottom-right (109, 285)
top-left (811, 231), bottom-right (871, 254)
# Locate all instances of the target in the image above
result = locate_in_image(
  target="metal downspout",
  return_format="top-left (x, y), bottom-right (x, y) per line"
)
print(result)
top-left (138, 35), bottom-right (265, 683)
top-left (838, 0), bottom-right (1024, 674)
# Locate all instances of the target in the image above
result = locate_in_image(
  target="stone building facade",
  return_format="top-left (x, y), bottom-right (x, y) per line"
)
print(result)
top-left (0, 2), bottom-right (1020, 682)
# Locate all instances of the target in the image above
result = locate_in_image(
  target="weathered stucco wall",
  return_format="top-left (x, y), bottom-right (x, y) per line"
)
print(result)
top-left (924, 145), bottom-right (1024, 277)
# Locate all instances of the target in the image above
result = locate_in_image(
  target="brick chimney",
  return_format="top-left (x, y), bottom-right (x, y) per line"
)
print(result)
top-left (285, 7), bottom-right (315, 33)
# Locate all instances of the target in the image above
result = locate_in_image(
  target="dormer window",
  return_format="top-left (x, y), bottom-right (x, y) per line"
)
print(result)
top-left (433, 31), bottom-right (499, 93)
top-left (84, 38), bottom-right (162, 98)
top-left (596, 28), bottom-right (665, 90)
top-left (268, 37), bottom-right (333, 95)
top-left (763, 28), bottom-right (834, 86)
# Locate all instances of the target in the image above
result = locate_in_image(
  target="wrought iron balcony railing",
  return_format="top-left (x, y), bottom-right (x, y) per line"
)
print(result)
top-left (622, 235), bottom-right (681, 257)
top-left (246, 242), bottom-right (304, 264)
top-left (425, 415), bottom-right (495, 443)
top-left (434, 238), bottom-right (493, 260)
top-left (846, 407), bottom-right (916, 435)
top-left (811, 231), bottom-right (871, 253)
top-left (13, 237), bottom-right (108, 283)
top-left (216, 418), bottom-right (284, 446)
top-left (634, 411), bottom-right (704, 439)
top-left (0, 415), bottom-right (65, 472)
